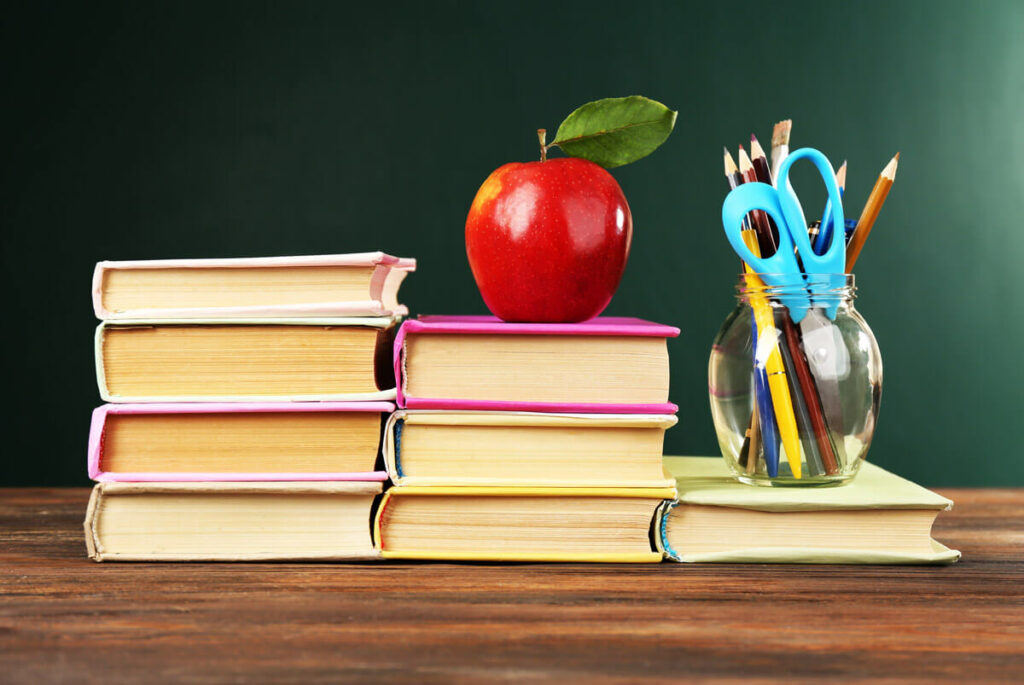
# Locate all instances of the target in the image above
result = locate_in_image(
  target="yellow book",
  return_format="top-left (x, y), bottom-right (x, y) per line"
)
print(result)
top-left (375, 486), bottom-right (676, 563)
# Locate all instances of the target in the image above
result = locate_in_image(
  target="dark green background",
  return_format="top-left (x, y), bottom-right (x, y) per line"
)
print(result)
top-left (3, 1), bottom-right (1019, 486)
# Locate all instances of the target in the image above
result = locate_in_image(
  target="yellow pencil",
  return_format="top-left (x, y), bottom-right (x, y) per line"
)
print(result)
top-left (740, 229), bottom-right (803, 478)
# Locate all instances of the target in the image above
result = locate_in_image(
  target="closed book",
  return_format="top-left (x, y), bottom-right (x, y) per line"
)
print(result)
top-left (84, 481), bottom-right (382, 562)
top-left (93, 252), bottom-right (415, 320)
top-left (96, 317), bottom-right (397, 402)
top-left (88, 402), bottom-right (394, 482)
top-left (375, 486), bottom-right (675, 563)
top-left (385, 410), bottom-right (677, 487)
top-left (394, 315), bottom-right (679, 413)
top-left (658, 456), bottom-right (960, 564)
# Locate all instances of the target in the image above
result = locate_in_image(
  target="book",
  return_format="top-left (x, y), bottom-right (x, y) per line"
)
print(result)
top-left (96, 317), bottom-right (397, 402)
top-left (374, 486), bottom-right (675, 562)
top-left (657, 456), bottom-right (960, 564)
top-left (92, 253), bottom-right (415, 320)
top-left (84, 481), bottom-right (382, 561)
top-left (88, 402), bottom-right (394, 482)
top-left (394, 316), bottom-right (680, 413)
top-left (384, 410), bottom-right (677, 487)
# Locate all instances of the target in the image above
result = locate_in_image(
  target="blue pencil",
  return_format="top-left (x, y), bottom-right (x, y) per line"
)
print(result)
top-left (751, 315), bottom-right (781, 477)
top-left (814, 160), bottom-right (847, 254)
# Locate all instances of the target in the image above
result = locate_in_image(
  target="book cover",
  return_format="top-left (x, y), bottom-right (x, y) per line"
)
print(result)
top-left (93, 252), bottom-right (415, 320)
top-left (658, 456), bottom-right (960, 564)
top-left (95, 317), bottom-right (398, 403)
top-left (374, 486), bottom-right (675, 563)
top-left (84, 481), bottom-right (383, 562)
top-left (394, 315), bottom-right (680, 413)
top-left (89, 402), bottom-right (394, 482)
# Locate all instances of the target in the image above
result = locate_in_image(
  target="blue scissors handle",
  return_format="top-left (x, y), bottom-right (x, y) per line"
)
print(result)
top-left (721, 148), bottom-right (846, 322)
top-left (775, 149), bottom-right (845, 274)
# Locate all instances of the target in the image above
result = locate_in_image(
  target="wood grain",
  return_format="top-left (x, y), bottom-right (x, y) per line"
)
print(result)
top-left (2, 488), bottom-right (1023, 683)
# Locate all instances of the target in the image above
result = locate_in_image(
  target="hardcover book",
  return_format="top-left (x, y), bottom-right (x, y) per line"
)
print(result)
top-left (96, 317), bottom-right (397, 402)
top-left (84, 481), bottom-right (382, 562)
top-left (374, 486), bottom-right (676, 562)
top-left (384, 410), bottom-right (677, 487)
top-left (88, 402), bottom-right (394, 481)
top-left (657, 456), bottom-right (960, 564)
top-left (394, 315), bottom-right (680, 413)
top-left (93, 252), bottom-right (415, 320)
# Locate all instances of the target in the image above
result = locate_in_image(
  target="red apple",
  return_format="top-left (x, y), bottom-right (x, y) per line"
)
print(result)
top-left (465, 157), bottom-right (632, 323)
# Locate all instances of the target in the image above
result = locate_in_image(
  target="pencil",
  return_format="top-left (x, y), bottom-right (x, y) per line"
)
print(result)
top-left (738, 145), bottom-right (778, 256)
top-left (815, 161), bottom-right (847, 253)
top-left (777, 323), bottom-right (825, 477)
top-left (770, 119), bottom-right (791, 184)
top-left (782, 313), bottom-right (841, 474)
top-left (846, 153), bottom-right (899, 271)
top-left (750, 134), bottom-right (782, 246)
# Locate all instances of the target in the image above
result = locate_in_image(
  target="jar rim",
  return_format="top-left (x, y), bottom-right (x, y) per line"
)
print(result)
top-left (735, 273), bottom-right (856, 301)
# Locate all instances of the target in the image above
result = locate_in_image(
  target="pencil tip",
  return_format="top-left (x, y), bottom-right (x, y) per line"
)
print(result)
top-left (894, 152), bottom-right (901, 161)
top-left (738, 144), bottom-right (746, 151)
top-left (723, 146), bottom-right (730, 155)
top-left (750, 133), bottom-right (758, 142)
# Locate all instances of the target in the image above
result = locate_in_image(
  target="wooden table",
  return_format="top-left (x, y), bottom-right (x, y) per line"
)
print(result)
top-left (2, 488), bottom-right (1022, 682)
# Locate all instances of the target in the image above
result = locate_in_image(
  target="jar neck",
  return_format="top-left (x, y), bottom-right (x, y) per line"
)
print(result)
top-left (736, 273), bottom-right (855, 310)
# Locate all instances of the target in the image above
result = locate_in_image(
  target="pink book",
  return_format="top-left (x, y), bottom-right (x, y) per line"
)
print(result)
top-left (88, 402), bottom-right (394, 482)
top-left (93, 252), bottom-right (415, 320)
top-left (394, 315), bottom-right (679, 413)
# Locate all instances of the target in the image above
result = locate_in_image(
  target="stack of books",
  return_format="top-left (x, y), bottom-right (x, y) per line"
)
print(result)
top-left (375, 315), bottom-right (682, 562)
top-left (84, 253), bottom-right (415, 561)
top-left (83, 257), bottom-right (959, 565)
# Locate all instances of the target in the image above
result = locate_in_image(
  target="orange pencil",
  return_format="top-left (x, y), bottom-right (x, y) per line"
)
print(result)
top-left (846, 153), bottom-right (899, 271)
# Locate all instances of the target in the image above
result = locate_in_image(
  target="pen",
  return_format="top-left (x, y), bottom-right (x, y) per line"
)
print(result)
top-left (739, 229), bottom-right (803, 478)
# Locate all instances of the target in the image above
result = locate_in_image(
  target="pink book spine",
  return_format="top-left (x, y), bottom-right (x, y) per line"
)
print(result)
top-left (88, 402), bottom-right (393, 482)
top-left (392, 317), bottom-right (680, 412)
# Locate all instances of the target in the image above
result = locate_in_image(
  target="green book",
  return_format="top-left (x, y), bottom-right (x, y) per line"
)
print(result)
top-left (657, 457), bottom-right (960, 564)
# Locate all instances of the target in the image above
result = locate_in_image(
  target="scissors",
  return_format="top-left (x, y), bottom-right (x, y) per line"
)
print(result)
top-left (721, 147), bottom-right (846, 323)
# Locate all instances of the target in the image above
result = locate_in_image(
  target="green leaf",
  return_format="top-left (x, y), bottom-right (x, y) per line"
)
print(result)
top-left (552, 96), bottom-right (677, 169)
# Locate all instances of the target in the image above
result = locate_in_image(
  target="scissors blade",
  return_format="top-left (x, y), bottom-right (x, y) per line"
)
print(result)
top-left (798, 309), bottom-right (849, 466)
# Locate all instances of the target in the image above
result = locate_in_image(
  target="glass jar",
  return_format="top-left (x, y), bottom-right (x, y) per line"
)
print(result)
top-left (708, 274), bottom-right (882, 486)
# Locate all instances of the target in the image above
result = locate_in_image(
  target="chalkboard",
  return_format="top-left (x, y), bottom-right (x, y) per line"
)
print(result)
top-left (3, 0), bottom-right (1019, 486)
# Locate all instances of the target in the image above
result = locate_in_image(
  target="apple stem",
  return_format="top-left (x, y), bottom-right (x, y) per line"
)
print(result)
top-left (537, 129), bottom-right (547, 162)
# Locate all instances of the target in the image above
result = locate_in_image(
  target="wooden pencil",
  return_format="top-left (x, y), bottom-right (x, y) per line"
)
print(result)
top-left (750, 135), bottom-right (782, 246)
top-left (770, 119), bottom-right (791, 184)
top-left (738, 145), bottom-right (778, 256)
top-left (749, 134), bottom-right (774, 185)
top-left (781, 313), bottom-right (841, 475)
top-left (846, 153), bottom-right (899, 271)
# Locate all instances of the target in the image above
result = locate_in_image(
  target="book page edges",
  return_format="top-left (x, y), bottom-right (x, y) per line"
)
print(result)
top-left (93, 550), bottom-right (381, 562)
top-left (96, 481), bottom-right (383, 495)
top-left (394, 410), bottom-right (678, 428)
top-left (383, 486), bottom-right (677, 498)
top-left (379, 550), bottom-right (662, 563)
top-left (93, 471), bottom-right (390, 483)
top-left (671, 541), bottom-right (960, 565)
top-left (90, 402), bottom-right (394, 480)
top-left (84, 485), bottom-right (102, 560)
top-left (94, 254), bottom-right (415, 319)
